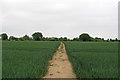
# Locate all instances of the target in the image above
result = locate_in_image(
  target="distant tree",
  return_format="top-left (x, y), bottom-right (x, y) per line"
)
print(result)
top-left (9, 36), bottom-right (14, 40)
top-left (79, 33), bottom-right (91, 41)
top-left (73, 37), bottom-right (79, 41)
top-left (110, 39), bottom-right (112, 41)
top-left (101, 38), bottom-right (105, 41)
top-left (59, 37), bottom-right (64, 41)
top-left (45, 37), bottom-right (50, 41)
top-left (89, 37), bottom-right (95, 41)
top-left (63, 37), bottom-right (67, 41)
top-left (19, 37), bottom-right (24, 41)
top-left (95, 37), bottom-right (99, 39)
top-left (115, 38), bottom-right (118, 41)
top-left (95, 37), bottom-right (104, 42)
top-left (54, 37), bottom-right (59, 41)
top-left (29, 37), bottom-right (33, 41)
top-left (106, 39), bottom-right (109, 42)
top-left (94, 37), bottom-right (98, 42)
top-left (1, 33), bottom-right (8, 40)
top-left (110, 39), bottom-right (114, 42)
top-left (9, 36), bottom-right (15, 41)
top-left (23, 35), bottom-right (30, 40)
top-left (41, 37), bottom-right (46, 41)
top-left (9, 36), bottom-right (18, 41)
top-left (48, 37), bottom-right (57, 41)
top-left (32, 32), bottom-right (43, 41)
top-left (67, 39), bottom-right (71, 41)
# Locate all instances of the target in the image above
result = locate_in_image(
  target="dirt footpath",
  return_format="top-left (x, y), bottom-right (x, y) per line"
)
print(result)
top-left (43, 42), bottom-right (76, 78)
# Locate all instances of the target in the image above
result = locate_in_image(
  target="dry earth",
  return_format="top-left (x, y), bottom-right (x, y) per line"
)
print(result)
top-left (43, 42), bottom-right (76, 78)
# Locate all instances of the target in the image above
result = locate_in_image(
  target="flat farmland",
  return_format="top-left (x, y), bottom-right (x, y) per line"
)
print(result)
top-left (64, 42), bottom-right (118, 78)
top-left (2, 41), bottom-right (60, 78)
top-left (2, 41), bottom-right (118, 79)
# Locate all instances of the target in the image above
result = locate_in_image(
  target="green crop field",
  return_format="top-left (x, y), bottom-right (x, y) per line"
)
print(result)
top-left (64, 42), bottom-right (118, 78)
top-left (2, 41), bottom-right (119, 79)
top-left (2, 41), bottom-right (60, 78)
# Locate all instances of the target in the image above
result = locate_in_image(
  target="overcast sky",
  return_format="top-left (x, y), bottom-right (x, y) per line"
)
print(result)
top-left (1, 0), bottom-right (119, 39)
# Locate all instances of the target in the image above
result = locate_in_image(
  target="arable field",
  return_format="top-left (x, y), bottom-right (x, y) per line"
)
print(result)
top-left (64, 42), bottom-right (118, 78)
top-left (2, 41), bottom-right (118, 79)
top-left (2, 41), bottom-right (60, 78)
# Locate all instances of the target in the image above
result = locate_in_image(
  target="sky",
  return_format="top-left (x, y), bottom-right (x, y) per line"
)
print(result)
top-left (1, 0), bottom-right (119, 39)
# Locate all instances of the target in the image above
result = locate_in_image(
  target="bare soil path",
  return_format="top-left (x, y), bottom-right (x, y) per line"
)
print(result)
top-left (43, 42), bottom-right (76, 78)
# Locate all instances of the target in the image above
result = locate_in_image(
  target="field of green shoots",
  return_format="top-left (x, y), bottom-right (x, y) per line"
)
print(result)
top-left (2, 41), bottom-right (60, 78)
top-left (2, 41), bottom-right (118, 79)
top-left (64, 42), bottom-right (118, 78)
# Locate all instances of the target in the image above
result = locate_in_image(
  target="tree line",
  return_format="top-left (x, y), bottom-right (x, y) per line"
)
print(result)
top-left (0, 32), bottom-right (119, 42)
